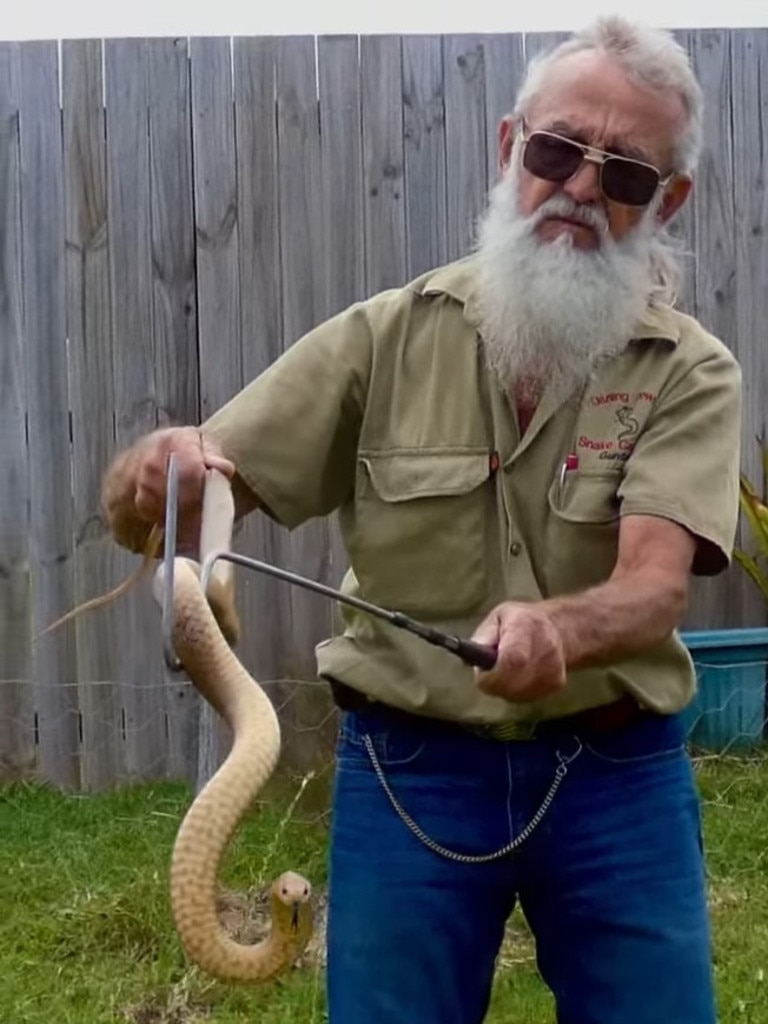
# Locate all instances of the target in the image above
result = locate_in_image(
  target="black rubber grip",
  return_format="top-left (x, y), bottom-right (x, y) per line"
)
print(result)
top-left (453, 638), bottom-right (497, 671)
top-left (390, 613), bottom-right (497, 670)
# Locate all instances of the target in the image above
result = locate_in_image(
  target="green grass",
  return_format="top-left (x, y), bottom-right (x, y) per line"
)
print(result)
top-left (2, 753), bottom-right (767, 1023)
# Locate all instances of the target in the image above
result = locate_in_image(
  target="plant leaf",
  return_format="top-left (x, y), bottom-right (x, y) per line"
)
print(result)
top-left (738, 474), bottom-right (768, 564)
top-left (733, 549), bottom-right (768, 600)
top-left (759, 434), bottom-right (768, 498)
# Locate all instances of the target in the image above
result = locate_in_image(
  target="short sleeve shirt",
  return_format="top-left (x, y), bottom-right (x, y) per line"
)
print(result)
top-left (203, 257), bottom-right (743, 736)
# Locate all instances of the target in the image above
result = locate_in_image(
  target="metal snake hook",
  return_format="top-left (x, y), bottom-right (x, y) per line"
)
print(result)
top-left (199, 549), bottom-right (497, 672)
top-left (162, 453), bottom-right (183, 672)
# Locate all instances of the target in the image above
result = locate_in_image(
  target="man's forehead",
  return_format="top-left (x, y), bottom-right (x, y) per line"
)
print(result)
top-left (525, 50), bottom-right (685, 159)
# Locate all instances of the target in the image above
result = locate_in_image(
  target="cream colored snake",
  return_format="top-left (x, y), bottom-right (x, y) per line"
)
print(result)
top-left (154, 555), bottom-right (314, 982)
top-left (43, 469), bottom-right (313, 980)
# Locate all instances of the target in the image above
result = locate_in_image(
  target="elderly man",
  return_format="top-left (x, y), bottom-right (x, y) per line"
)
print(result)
top-left (103, 16), bottom-right (741, 1024)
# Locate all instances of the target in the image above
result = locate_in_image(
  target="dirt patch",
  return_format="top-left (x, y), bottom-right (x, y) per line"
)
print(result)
top-left (122, 881), bottom-right (532, 1024)
top-left (121, 998), bottom-right (210, 1024)
top-left (709, 879), bottom-right (750, 912)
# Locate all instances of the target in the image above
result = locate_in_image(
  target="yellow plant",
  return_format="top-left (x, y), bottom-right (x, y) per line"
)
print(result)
top-left (733, 441), bottom-right (768, 600)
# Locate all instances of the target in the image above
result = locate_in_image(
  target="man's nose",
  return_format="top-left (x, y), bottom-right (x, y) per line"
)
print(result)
top-left (562, 157), bottom-right (602, 205)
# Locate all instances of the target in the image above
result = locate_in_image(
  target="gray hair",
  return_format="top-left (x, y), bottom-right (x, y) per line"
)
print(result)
top-left (511, 16), bottom-right (702, 306)
top-left (514, 16), bottom-right (704, 174)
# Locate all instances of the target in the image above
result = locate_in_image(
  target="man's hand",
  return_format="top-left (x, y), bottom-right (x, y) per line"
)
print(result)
top-left (470, 603), bottom-right (567, 702)
top-left (101, 427), bottom-right (235, 555)
top-left (469, 516), bottom-right (696, 704)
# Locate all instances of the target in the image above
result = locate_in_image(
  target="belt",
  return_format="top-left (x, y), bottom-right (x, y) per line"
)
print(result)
top-left (329, 679), bottom-right (651, 740)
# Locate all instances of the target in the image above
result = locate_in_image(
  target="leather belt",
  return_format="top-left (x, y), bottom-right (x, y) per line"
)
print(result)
top-left (329, 679), bottom-right (651, 740)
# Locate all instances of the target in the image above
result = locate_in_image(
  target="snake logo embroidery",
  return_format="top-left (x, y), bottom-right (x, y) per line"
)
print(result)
top-left (615, 405), bottom-right (640, 441)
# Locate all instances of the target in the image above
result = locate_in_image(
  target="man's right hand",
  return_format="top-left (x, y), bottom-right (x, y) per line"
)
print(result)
top-left (101, 426), bottom-right (235, 556)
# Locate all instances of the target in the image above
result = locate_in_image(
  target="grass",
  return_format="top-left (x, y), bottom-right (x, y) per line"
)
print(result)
top-left (1, 753), bottom-right (767, 1024)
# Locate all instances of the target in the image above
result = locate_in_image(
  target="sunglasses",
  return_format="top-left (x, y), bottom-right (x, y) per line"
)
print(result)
top-left (520, 123), bottom-right (672, 208)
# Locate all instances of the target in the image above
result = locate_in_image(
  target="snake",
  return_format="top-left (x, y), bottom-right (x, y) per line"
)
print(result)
top-left (42, 468), bottom-right (314, 981)
top-left (153, 555), bottom-right (314, 982)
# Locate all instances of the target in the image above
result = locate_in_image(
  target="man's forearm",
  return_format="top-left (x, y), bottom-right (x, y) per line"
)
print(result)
top-left (541, 566), bottom-right (689, 671)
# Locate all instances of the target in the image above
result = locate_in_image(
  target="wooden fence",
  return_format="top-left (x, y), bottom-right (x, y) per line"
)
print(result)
top-left (1, 28), bottom-right (767, 792)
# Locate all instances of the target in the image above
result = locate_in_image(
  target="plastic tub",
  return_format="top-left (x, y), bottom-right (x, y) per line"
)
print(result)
top-left (679, 628), bottom-right (768, 751)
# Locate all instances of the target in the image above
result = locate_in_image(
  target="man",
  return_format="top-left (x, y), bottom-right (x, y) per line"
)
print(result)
top-left (103, 16), bottom-right (742, 1024)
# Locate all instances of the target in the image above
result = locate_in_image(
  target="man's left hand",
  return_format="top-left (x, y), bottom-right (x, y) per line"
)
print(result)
top-left (471, 603), bottom-right (567, 702)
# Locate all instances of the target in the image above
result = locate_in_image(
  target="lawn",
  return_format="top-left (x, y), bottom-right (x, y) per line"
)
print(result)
top-left (1, 752), bottom-right (767, 1023)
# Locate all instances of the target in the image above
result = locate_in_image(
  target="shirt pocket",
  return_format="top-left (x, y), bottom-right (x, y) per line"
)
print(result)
top-left (544, 470), bottom-right (622, 593)
top-left (351, 448), bottom-right (491, 617)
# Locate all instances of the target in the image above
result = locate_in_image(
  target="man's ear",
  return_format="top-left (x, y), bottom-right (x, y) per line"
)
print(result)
top-left (498, 115), bottom-right (517, 173)
top-left (657, 174), bottom-right (692, 225)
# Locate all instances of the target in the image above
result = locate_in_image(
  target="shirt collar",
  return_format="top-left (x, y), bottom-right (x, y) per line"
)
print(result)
top-left (416, 256), bottom-right (682, 346)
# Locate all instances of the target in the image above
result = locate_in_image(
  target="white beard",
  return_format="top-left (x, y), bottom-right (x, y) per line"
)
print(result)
top-left (474, 156), bottom-right (661, 405)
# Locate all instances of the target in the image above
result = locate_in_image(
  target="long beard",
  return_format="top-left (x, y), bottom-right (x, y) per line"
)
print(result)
top-left (474, 160), bottom-right (660, 404)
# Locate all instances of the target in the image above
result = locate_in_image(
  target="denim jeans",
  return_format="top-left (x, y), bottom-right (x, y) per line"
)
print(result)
top-left (326, 704), bottom-right (715, 1024)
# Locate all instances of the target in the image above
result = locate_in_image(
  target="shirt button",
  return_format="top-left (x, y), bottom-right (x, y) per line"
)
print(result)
top-left (510, 541), bottom-right (522, 556)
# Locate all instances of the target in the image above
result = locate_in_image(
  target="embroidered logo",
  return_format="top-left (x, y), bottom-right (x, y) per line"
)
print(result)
top-left (615, 405), bottom-right (640, 442)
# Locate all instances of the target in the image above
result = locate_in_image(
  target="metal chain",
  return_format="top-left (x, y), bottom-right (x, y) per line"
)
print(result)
top-left (363, 733), bottom-right (583, 864)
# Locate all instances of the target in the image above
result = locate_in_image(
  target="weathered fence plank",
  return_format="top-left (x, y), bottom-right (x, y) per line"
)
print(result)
top-left (19, 42), bottom-right (80, 789)
top-left (0, 43), bottom-right (34, 779)
top-left (62, 39), bottom-right (123, 791)
top-left (522, 31), bottom-right (571, 63)
top-left (276, 36), bottom-right (337, 771)
top-left (316, 33), bottom-right (361, 619)
top-left (147, 37), bottom-right (202, 782)
top-left (231, 36), bottom-right (287, 690)
top-left (731, 28), bottom-right (768, 625)
top-left (402, 34), bottom-right (448, 278)
top-left (669, 29), bottom-right (698, 313)
top-left (689, 30), bottom-right (736, 356)
top-left (318, 35), bottom-right (365, 318)
top-left (275, 33), bottom-right (331, 633)
top-left (361, 36), bottom-right (407, 294)
top-left (105, 38), bottom-right (168, 781)
top-left (190, 36), bottom-right (242, 786)
top-left (1, 29), bottom-right (766, 790)
top-left (191, 37), bottom-right (242, 417)
top-left (274, 37), bottom-right (333, 642)
top-left (233, 36), bottom-right (282, 385)
top-left (148, 38), bottom-right (199, 431)
top-left (483, 34), bottom-right (527, 189)
top-left (444, 35), bottom-right (488, 260)
top-left (683, 30), bottom-right (753, 629)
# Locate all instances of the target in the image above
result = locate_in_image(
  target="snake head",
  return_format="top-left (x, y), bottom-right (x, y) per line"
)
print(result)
top-left (271, 870), bottom-right (313, 943)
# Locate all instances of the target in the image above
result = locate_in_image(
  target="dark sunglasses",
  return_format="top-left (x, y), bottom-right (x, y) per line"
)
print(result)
top-left (520, 123), bottom-right (672, 207)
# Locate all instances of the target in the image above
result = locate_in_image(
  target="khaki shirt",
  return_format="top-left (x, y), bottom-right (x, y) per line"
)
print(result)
top-left (204, 257), bottom-right (742, 737)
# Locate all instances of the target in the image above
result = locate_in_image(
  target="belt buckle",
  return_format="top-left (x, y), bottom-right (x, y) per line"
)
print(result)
top-left (481, 721), bottom-right (538, 742)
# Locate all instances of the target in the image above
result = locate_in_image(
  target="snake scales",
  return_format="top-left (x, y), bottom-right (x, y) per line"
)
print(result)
top-left (154, 556), bottom-right (314, 982)
top-left (44, 469), bottom-right (314, 981)
top-left (154, 464), bottom-right (314, 981)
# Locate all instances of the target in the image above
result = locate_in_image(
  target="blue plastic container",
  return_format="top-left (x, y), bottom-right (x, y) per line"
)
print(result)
top-left (679, 628), bottom-right (768, 751)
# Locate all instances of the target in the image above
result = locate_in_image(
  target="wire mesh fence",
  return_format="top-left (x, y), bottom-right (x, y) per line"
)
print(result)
top-left (1, 658), bottom-right (767, 828)
top-left (0, 676), bottom-right (340, 815)
top-left (2, 662), bottom-right (767, 769)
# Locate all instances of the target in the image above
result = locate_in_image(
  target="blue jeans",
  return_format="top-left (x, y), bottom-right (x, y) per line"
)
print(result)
top-left (326, 704), bottom-right (715, 1024)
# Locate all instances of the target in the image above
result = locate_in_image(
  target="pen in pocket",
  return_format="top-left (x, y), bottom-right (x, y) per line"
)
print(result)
top-left (558, 452), bottom-right (579, 496)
